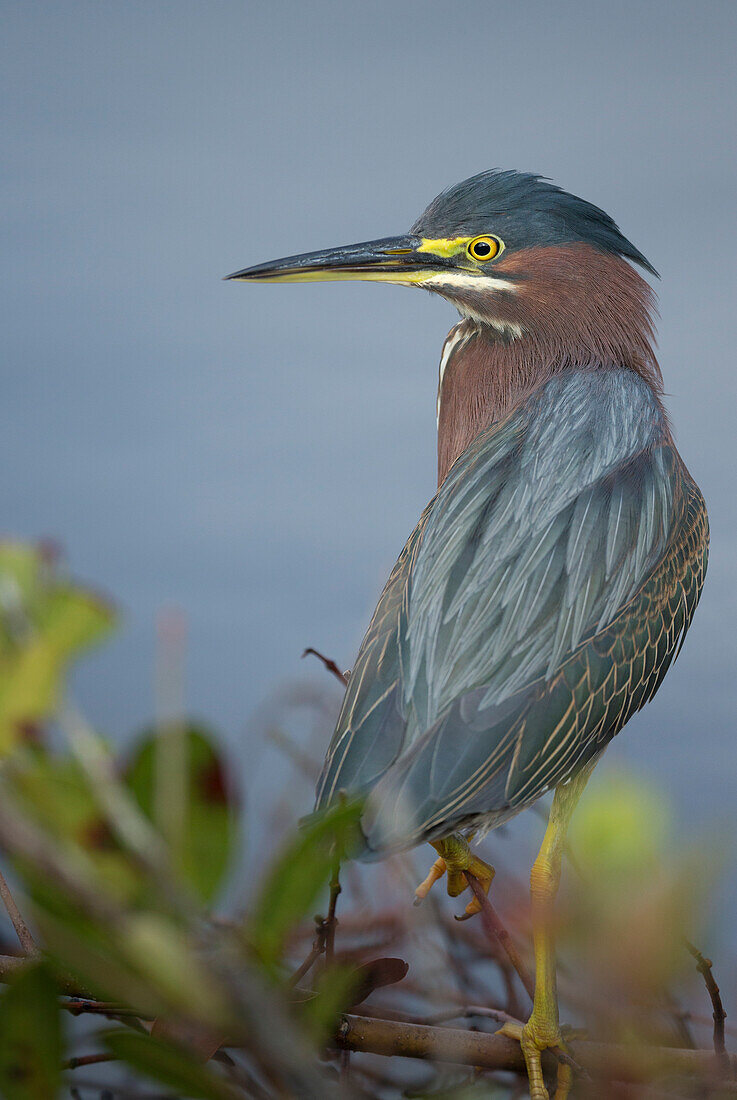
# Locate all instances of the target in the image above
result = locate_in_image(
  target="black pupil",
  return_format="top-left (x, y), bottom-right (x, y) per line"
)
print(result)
top-left (473, 240), bottom-right (492, 256)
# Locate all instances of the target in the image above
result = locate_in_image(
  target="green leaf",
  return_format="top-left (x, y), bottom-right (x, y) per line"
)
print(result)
top-left (6, 750), bottom-right (148, 908)
top-left (104, 1029), bottom-right (240, 1100)
top-left (0, 542), bottom-right (115, 755)
top-left (36, 905), bottom-right (233, 1031)
top-left (248, 799), bottom-right (362, 969)
top-left (125, 723), bottom-right (239, 903)
top-left (36, 909), bottom-right (172, 1020)
top-left (0, 962), bottom-right (62, 1100)
top-left (118, 912), bottom-right (231, 1027)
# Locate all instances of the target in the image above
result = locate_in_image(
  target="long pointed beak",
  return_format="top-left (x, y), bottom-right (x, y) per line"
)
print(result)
top-left (224, 235), bottom-right (448, 285)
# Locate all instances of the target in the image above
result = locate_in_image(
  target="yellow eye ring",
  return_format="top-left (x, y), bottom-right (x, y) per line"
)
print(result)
top-left (467, 235), bottom-right (503, 261)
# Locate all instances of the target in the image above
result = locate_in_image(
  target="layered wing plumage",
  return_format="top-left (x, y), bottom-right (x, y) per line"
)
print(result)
top-left (315, 369), bottom-right (708, 854)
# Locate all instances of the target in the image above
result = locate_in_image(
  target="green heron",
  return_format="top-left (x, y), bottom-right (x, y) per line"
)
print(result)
top-left (227, 170), bottom-right (709, 1098)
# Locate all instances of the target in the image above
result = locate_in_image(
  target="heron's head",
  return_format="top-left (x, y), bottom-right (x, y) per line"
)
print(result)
top-left (226, 169), bottom-right (657, 338)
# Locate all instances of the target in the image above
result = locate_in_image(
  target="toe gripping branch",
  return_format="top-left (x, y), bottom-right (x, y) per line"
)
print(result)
top-left (414, 834), bottom-right (495, 920)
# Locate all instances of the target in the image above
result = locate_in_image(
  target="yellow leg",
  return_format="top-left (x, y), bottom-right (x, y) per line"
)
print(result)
top-left (500, 768), bottom-right (591, 1099)
top-left (413, 833), bottom-right (495, 918)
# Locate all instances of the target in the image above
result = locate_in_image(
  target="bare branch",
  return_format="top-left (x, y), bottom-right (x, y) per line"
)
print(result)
top-left (684, 939), bottom-right (729, 1071)
top-left (0, 866), bottom-right (37, 955)
top-left (463, 870), bottom-right (534, 1002)
top-left (63, 1052), bottom-right (120, 1071)
top-left (302, 648), bottom-right (349, 687)
top-left (324, 862), bottom-right (341, 967)
top-left (2, 948), bottom-right (734, 1091)
top-left (64, 999), bottom-right (146, 1019)
top-left (336, 1013), bottom-right (737, 1082)
top-left (289, 917), bottom-right (327, 986)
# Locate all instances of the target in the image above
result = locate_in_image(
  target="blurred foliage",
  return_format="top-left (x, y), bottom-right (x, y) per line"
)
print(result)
top-left (569, 772), bottom-right (670, 879)
top-left (9, 751), bottom-right (145, 907)
top-left (125, 724), bottom-right (238, 904)
top-left (247, 798), bottom-right (361, 971)
top-left (103, 1030), bottom-right (241, 1100)
top-left (0, 963), bottom-right (62, 1099)
top-left (0, 543), bottom-right (365, 1098)
top-left (0, 543), bottom-right (728, 1098)
top-left (564, 774), bottom-right (715, 1045)
top-left (0, 542), bottom-right (114, 754)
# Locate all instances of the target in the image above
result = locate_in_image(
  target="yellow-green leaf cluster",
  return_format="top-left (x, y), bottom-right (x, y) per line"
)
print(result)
top-left (0, 543), bottom-right (114, 755)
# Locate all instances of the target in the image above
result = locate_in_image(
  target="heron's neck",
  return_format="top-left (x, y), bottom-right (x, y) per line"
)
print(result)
top-left (436, 247), bottom-right (662, 485)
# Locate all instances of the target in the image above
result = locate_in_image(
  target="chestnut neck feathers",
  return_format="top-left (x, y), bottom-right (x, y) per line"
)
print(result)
top-left (436, 244), bottom-right (663, 485)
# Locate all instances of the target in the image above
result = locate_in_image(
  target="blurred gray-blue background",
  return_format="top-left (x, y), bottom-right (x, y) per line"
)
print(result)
top-left (2, 0), bottom-right (735, 936)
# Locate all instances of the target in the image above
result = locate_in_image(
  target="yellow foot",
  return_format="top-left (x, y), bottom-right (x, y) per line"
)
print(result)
top-left (498, 1019), bottom-right (573, 1100)
top-left (413, 834), bottom-right (495, 919)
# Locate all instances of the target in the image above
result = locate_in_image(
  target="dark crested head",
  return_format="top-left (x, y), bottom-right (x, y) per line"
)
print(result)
top-left (226, 169), bottom-right (658, 345)
top-left (228, 169), bottom-right (664, 480)
top-left (411, 170), bottom-right (657, 277)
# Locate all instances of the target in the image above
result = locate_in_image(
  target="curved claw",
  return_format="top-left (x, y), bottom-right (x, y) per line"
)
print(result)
top-left (453, 909), bottom-right (474, 922)
top-left (413, 836), bottom-right (495, 919)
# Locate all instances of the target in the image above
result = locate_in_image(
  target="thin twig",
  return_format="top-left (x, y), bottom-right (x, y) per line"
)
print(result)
top-left (289, 917), bottom-right (327, 986)
top-left (423, 887), bottom-right (482, 1003)
top-left (302, 647), bottom-right (349, 687)
top-left (63, 1052), bottom-right (120, 1070)
top-left (390, 1003), bottom-right (524, 1028)
top-left (339, 1047), bottom-right (351, 1087)
top-left (325, 862), bottom-right (342, 966)
top-left (0, 866), bottom-right (37, 955)
top-left (684, 939), bottom-right (728, 1071)
top-left (63, 998), bottom-right (145, 1018)
top-left (463, 871), bottom-right (534, 1002)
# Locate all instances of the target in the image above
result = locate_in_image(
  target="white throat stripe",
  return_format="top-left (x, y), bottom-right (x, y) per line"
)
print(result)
top-left (423, 272), bottom-right (518, 294)
top-left (437, 325), bottom-right (474, 424)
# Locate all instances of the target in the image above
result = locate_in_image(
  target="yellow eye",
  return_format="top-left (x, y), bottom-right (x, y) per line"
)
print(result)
top-left (467, 235), bottom-right (502, 261)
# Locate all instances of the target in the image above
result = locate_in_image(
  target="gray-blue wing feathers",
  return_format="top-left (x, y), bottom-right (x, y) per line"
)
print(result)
top-left (315, 369), bottom-right (708, 855)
